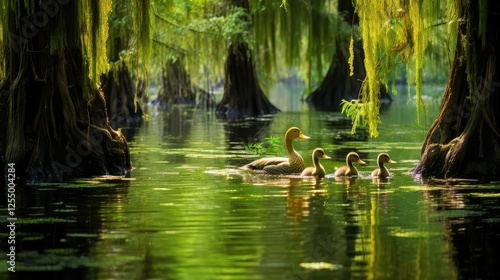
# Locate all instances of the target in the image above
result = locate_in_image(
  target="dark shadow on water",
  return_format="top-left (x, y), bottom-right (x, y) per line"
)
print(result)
top-left (223, 119), bottom-right (274, 149)
top-left (320, 114), bottom-right (369, 144)
top-left (160, 106), bottom-right (195, 145)
top-left (331, 148), bottom-right (369, 165)
top-left (0, 177), bottom-right (139, 279)
top-left (218, 115), bottom-right (275, 166)
top-left (422, 186), bottom-right (500, 280)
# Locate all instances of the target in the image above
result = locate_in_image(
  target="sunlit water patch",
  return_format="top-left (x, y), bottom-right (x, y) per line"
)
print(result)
top-left (2, 101), bottom-right (500, 279)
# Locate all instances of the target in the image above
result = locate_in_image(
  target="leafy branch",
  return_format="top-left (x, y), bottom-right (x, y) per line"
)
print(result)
top-left (341, 99), bottom-right (366, 135)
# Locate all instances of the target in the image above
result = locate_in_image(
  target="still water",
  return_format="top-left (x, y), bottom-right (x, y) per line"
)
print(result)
top-left (2, 89), bottom-right (500, 280)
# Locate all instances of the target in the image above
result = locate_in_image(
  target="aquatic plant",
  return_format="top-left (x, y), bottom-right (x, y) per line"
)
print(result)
top-left (245, 135), bottom-right (283, 156)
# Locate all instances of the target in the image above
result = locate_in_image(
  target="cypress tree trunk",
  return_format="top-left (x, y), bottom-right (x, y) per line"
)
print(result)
top-left (101, 0), bottom-right (149, 127)
top-left (305, 38), bottom-right (365, 110)
top-left (1, 1), bottom-right (130, 182)
top-left (306, 0), bottom-right (393, 111)
top-left (305, 0), bottom-right (366, 111)
top-left (153, 57), bottom-right (214, 109)
top-left (413, 1), bottom-right (500, 181)
top-left (215, 0), bottom-right (280, 118)
top-left (216, 42), bottom-right (280, 117)
top-left (101, 35), bottom-right (145, 127)
top-left (101, 61), bottom-right (145, 126)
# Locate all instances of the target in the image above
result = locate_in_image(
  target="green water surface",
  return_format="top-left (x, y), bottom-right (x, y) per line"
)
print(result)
top-left (2, 89), bottom-right (500, 280)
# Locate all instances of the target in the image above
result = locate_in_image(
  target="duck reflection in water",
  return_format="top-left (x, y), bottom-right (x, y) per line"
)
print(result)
top-left (286, 178), bottom-right (329, 217)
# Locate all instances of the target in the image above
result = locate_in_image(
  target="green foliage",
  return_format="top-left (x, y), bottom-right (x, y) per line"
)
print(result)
top-left (0, 1), bottom-right (115, 90)
top-left (348, 36), bottom-right (354, 76)
top-left (349, 0), bottom-right (451, 137)
top-left (150, 1), bottom-right (255, 85)
top-left (245, 136), bottom-right (283, 156)
top-left (252, 0), bottom-right (338, 92)
top-left (341, 99), bottom-right (367, 135)
top-left (133, 0), bottom-right (152, 72)
top-left (107, 0), bottom-right (153, 81)
top-left (245, 142), bottom-right (264, 155)
top-left (80, 1), bottom-right (113, 85)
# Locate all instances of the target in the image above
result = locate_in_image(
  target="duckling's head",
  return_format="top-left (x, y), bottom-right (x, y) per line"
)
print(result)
top-left (285, 127), bottom-right (310, 141)
top-left (313, 148), bottom-right (331, 160)
top-left (377, 153), bottom-right (396, 164)
top-left (347, 152), bottom-right (366, 165)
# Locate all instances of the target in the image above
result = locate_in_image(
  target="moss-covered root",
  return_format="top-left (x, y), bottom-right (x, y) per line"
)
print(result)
top-left (413, 135), bottom-right (500, 182)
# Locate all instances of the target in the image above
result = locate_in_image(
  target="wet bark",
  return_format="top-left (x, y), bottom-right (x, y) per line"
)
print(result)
top-left (412, 1), bottom-right (500, 181)
top-left (0, 2), bottom-right (131, 183)
top-left (216, 42), bottom-right (280, 118)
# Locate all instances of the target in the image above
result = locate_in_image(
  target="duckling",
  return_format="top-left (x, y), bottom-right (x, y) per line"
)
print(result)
top-left (241, 127), bottom-right (310, 174)
top-left (371, 153), bottom-right (396, 178)
top-left (333, 152), bottom-right (366, 177)
top-left (301, 148), bottom-right (331, 178)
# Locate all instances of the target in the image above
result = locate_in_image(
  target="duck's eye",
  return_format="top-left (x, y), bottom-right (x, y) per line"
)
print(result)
top-left (319, 151), bottom-right (324, 155)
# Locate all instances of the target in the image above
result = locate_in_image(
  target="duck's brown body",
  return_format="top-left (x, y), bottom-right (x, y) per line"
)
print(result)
top-left (241, 127), bottom-right (310, 174)
top-left (301, 148), bottom-right (331, 178)
top-left (371, 153), bottom-right (396, 178)
top-left (333, 152), bottom-right (366, 177)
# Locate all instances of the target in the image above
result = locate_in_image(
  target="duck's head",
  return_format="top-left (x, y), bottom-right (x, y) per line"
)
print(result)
top-left (313, 148), bottom-right (331, 160)
top-left (285, 127), bottom-right (310, 141)
top-left (347, 152), bottom-right (366, 165)
top-left (377, 153), bottom-right (396, 164)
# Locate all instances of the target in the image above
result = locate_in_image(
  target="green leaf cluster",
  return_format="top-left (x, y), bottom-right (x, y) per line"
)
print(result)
top-left (341, 99), bottom-right (366, 135)
top-left (344, 0), bottom-right (452, 137)
top-left (150, 1), bottom-right (254, 85)
top-left (245, 136), bottom-right (283, 156)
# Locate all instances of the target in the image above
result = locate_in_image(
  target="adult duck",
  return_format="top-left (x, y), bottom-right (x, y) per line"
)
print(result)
top-left (333, 152), bottom-right (366, 177)
top-left (371, 153), bottom-right (396, 178)
top-left (301, 148), bottom-right (331, 178)
top-left (241, 127), bottom-right (310, 174)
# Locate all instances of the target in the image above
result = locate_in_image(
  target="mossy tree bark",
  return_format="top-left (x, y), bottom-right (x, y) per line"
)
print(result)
top-left (413, 1), bottom-right (500, 181)
top-left (1, 1), bottom-right (130, 182)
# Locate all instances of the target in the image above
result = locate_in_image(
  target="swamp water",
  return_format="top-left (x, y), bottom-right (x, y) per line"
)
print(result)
top-left (2, 90), bottom-right (500, 280)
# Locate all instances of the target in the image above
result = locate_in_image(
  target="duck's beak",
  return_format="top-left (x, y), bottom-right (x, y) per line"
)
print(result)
top-left (323, 155), bottom-right (331, 160)
top-left (299, 132), bottom-right (311, 139)
top-left (357, 159), bottom-right (367, 165)
top-left (388, 159), bottom-right (397, 164)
